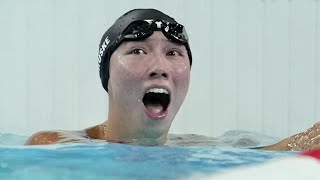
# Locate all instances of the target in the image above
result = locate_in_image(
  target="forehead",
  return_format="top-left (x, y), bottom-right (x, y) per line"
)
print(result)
top-left (119, 31), bottom-right (183, 48)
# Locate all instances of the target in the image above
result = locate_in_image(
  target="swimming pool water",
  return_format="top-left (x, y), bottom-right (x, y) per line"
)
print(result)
top-left (0, 132), bottom-right (295, 180)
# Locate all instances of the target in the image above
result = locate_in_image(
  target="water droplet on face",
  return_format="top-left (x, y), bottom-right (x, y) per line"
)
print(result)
top-left (118, 55), bottom-right (124, 65)
top-left (137, 99), bottom-right (142, 103)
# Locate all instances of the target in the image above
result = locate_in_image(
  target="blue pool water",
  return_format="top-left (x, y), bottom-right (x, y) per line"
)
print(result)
top-left (0, 131), bottom-right (296, 180)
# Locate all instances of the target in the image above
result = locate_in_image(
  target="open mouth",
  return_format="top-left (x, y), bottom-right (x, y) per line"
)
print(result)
top-left (142, 88), bottom-right (170, 119)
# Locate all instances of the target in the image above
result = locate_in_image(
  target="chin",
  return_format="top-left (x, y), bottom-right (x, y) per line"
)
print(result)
top-left (141, 119), bottom-right (171, 137)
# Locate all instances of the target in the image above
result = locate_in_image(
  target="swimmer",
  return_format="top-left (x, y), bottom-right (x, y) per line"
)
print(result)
top-left (25, 8), bottom-right (320, 151)
top-left (26, 8), bottom-right (191, 146)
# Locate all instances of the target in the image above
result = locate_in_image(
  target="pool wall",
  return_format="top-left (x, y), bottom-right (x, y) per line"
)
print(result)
top-left (0, 0), bottom-right (319, 139)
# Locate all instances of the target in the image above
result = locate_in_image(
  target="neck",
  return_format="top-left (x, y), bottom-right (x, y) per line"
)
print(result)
top-left (105, 95), bottom-right (169, 145)
top-left (101, 119), bottom-right (168, 146)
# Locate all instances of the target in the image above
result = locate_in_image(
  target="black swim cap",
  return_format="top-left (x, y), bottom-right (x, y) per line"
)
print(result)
top-left (98, 9), bottom-right (192, 92)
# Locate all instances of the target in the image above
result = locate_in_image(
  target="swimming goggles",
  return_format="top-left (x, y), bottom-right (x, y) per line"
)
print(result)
top-left (116, 19), bottom-right (189, 46)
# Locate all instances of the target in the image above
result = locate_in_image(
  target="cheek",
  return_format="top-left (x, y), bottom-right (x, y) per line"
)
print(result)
top-left (109, 56), bottom-right (146, 91)
top-left (174, 65), bottom-right (191, 93)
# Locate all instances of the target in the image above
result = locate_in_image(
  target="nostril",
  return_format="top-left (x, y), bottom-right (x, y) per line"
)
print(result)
top-left (150, 72), bottom-right (157, 77)
top-left (149, 72), bottom-right (168, 78)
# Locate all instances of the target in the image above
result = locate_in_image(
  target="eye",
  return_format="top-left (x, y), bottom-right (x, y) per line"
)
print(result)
top-left (129, 48), bottom-right (146, 55)
top-left (166, 50), bottom-right (182, 57)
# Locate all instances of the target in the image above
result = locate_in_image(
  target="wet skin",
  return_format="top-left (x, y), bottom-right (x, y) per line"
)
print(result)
top-left (26, 32), bottom-right (190, 146)
top-left (25, 32), bottom-right (320, 151)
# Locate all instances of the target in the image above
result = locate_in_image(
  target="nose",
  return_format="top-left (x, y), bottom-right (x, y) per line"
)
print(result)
top-left (148, 54), bottom-right (169, 79)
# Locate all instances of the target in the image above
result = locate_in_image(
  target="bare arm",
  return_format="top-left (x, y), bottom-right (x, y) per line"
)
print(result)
top-left (263, 122), bottom-right (320, 151)
top-left (262, 135), bottom-right (295, 151)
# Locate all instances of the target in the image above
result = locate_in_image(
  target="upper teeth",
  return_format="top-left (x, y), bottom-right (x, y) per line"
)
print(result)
top-left (147, 88), bottom-right (169, 94)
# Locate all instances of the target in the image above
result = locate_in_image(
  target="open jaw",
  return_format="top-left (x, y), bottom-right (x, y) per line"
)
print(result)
top-left (142, 88), bottom-right (171, 120)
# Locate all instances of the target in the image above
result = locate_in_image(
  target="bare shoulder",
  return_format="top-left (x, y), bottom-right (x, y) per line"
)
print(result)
top-left (25, 130), bottom-right (93, 145)
top-left (25, 124), bottom-right (104, 145)
top-left (25, 131), bottom-right (64, 145)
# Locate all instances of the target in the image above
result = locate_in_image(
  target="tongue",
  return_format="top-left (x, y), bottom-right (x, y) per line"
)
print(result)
top-left (145, 104), bottom-right (163, 114)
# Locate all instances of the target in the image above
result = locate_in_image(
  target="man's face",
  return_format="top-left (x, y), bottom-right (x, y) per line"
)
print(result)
top-left (108, 31), bottom-right (190, 138)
